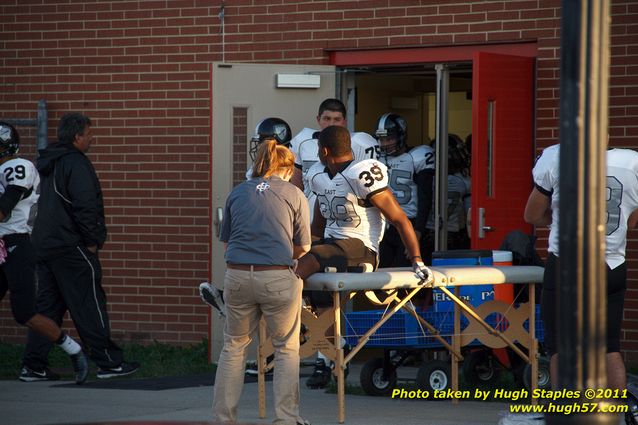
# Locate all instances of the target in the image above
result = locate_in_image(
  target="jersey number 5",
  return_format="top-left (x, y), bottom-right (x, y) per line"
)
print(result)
top-left (389, 169), bottom-right (412, 205)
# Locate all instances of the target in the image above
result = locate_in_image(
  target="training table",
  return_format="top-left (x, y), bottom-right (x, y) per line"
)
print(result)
top-left (255, 265), bottom-right (544, 423)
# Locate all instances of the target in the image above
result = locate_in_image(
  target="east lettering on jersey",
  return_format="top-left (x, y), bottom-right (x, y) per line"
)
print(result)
top-left (308, 158), bottom-right (388, 253)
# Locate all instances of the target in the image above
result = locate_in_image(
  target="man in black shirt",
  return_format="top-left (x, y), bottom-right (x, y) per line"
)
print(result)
top-left (22, 113), bottom-right (139, 379)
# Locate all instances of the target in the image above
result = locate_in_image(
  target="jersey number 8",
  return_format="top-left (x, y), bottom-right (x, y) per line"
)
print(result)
top-left (606, 176), bottom-right (623, 236)
top-left (316, 195), bottom-right (361, 228)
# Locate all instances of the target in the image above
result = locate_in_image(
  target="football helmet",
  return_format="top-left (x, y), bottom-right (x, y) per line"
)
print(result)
top-left (375, 113), bottom-right (407, 156)
top-left (249, 117), bottom-right (292, 160)
top-left (448, 135), bottom-right (471, 175)
top-left (0, 122), bottom-right (19, 159)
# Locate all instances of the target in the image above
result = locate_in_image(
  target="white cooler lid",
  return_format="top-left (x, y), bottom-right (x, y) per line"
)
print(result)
top-left (492, 250), bottom-right (513, 262)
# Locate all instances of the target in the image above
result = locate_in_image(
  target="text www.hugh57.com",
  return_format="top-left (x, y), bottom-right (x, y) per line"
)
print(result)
top-left (510, 402), bottom-right (628, 415)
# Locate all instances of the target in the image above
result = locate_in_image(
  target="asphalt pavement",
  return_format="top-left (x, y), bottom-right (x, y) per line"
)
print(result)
top-left (0, 363), bottom-right (521, 425)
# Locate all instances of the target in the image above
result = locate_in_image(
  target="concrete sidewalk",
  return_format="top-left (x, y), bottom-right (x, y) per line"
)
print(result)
top-left (0, 364), bottom-right (516, 425)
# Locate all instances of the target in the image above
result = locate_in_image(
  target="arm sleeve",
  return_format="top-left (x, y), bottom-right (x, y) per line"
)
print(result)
top-left (292, 191), bottom-right (311, 246)
top-left (349, 160), bottom-right (389, 200)
top-left (413, 169), bottom-right (434, 233)
top-left (65, 160), bottom-right (105, 247)
top-left (0, 185), bottom-right (27, 217)
top-left (0, 159), bottom-right (38, 217)
top-left (532, 147), bottom-right (558, 195)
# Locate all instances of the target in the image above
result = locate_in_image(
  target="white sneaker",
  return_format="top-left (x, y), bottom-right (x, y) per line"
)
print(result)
top-left (199, 282), bottom-right (226, 317)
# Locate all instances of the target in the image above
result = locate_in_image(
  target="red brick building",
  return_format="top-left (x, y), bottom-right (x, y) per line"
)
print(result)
top-left (1, 1), bottom-right (638, 362)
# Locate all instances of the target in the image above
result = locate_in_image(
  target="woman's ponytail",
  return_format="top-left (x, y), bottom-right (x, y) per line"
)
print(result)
top-left (251, 139), bottom-right (295, 179)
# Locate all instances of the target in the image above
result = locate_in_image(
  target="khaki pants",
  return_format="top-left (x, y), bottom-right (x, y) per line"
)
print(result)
top-left (213, 267), bottom-right (303, 425)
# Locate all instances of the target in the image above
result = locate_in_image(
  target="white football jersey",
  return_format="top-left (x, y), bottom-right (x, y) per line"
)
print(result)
top-left (308, 159), bottom-right (388, 253)
top-left (426, 172), bottom-right (471, 232)
top-left (382, 144), bottom-right (435, 219)
top-left (291, 128), bottom-right (380, 198)
top-left (0, 157), bottom-right (40, 236)
top-left (533, 145), bottom-right (638, 269)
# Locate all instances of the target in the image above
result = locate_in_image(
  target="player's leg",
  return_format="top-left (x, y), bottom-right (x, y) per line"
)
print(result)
top-left (0, 270), bottom-right (7, 301)
top-left (21, 262), bottom-right (67, 381)
top-left (48, 248), bottom-right (136, 379)
top-left (606, 261), bottom-right (627, 389)
top-left (6, 235), bottom-right (88, 384)
top-left (540, 253), bottom-right (558, 388)
top-left (303, 238), bottom-right (376, 389)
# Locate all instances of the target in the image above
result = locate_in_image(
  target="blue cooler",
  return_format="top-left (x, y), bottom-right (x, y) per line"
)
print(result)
top-left (431, 250), bottom-right (494, 312)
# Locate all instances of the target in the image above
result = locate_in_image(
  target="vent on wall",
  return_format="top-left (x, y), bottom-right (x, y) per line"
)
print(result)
top-left (276, 74), bottom-right (321, 89)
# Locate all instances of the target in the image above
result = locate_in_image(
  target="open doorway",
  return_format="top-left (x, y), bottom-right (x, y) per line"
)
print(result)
top-left (348, 63), bottom-right (474, 263)
top-left (350, 63), bottom-right (473, 149)
top-left (340, 53), bottom-right (535, 253)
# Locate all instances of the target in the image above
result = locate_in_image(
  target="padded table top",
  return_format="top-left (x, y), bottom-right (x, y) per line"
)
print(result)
top-left (303, 265), bottom-right (544, 292)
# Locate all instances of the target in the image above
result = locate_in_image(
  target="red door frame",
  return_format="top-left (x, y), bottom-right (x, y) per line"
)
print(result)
top-left (330, 44), bottom-right (538, 370)
top-left (330, 43), bottom-right (538, 245)
top-left (329, 42), bottom-right (537, 66)
top-left (329, 43), bottom-right (538, 250)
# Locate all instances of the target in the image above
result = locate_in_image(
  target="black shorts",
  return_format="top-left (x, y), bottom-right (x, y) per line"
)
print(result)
top-left (541, 253), bottom-right (626, 355)
top-left (305, 237), bottom-right (377, 309)
top-left (0, 233), bottom-right (37, 325)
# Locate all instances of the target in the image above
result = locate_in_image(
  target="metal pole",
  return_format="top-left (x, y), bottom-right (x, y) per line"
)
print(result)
top-left (547, 1), bottom-right (615, 423)
top-left (37, 99), bottom-right (48, 149)
top-left (345, 73), bottom-right (356, 134)
top-left (434, 63), bottom-right (449, 252)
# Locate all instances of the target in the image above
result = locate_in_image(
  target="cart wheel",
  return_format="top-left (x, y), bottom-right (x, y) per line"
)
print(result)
top-left (523, 356), bottom-right (551, 390)
top-left (416, 360), bottom-right (451, 392)
top-left (359, 357), bottom-right (397, 396)
top-left (462, 350), bottom-right (501, 388)
top-left (625, 390), bottom-right (638, 425)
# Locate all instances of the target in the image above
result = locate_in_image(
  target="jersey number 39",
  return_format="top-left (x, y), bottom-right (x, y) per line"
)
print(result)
top-left (358, 164), bottom-right (384, 188)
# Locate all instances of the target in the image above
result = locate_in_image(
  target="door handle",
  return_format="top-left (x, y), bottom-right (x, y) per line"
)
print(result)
top-left (477, 208), bottom-right (494, 239)
top-left (214, 207), bottom-right (223, 238)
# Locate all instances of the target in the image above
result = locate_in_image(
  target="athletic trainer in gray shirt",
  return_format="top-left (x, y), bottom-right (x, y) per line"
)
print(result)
top-left (213, 136), bottom-right (312, 425)
top-left (221, 176), bottom-right (310, 267)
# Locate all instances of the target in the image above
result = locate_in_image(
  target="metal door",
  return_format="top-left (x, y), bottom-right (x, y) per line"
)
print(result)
top-left (470, 53), bottom-right (535, 249)
top-left (210, 62), bottom-right (336, 360)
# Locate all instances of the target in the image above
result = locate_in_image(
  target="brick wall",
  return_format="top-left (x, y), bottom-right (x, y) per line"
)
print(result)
top-left (1, 0), bottom-right (637, 362)
top-left (611, 1), bottom-right (638, 365)
top-left (0, 0), bottom-right (217, 345)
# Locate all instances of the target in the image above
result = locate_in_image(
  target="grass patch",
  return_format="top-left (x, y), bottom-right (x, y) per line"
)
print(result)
top-left (0, 339), bottom-right (214, 380)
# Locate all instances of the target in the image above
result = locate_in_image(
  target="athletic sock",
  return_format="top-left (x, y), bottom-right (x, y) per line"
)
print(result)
top-left (56, 333), bottom-right (81, 355)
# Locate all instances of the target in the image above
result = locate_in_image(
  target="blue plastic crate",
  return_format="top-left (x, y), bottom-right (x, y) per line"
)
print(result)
top-left (343, 305), bottom-right (545, 348)
top-left (432, 250), bottom-right (495, 312)
top-left (524, 304), bottom-right (545, 342)
top-left (344, 309), bottom-right (460, 348)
